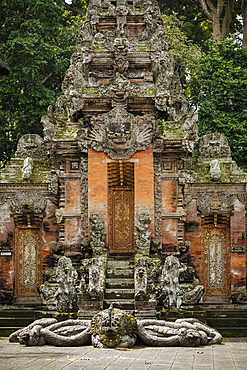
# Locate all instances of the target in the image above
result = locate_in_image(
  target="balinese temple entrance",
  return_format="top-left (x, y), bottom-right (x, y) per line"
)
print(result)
top-left (0, 0), bottom-right (246, 335)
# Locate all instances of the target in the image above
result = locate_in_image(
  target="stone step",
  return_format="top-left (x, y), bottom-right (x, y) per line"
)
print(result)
top-left (207, 317), bottom-right (247, 327)
top-left (216, 327), bottom-right (247, 337)
top-left (206, 310), bottom-right (247, 318)
top-left (0, 317), bottom-right (35, 327)
top-left (106, 269), bottom-right (134, 278)
top-left (107, 260), bottom-right (134, 269)
top-left (0, 327), bottom-right (22, 337)
top-left (105, 289), bottom-right (135, 300)
top-left (104, 299), bottom-right (135, 311)
top-left (0, 309), bottom-right (37, 318)
top-left (106, 278), bottom-right (134, 289)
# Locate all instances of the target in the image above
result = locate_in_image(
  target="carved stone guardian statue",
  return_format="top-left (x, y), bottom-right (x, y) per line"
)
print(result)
top-left (54, 256), bottom-right (78, 312)
top-left (135, 213), bottom-right (152, 256)
top-left (89, 214), bottom-right (107, 256)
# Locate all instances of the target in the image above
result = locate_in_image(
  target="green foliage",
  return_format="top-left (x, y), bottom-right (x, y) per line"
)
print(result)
top-left (190, 39), bottom-right (247, 170)
top-left (158, 0), bottom-right (211, 48)
top-left (0, 0), bottom-right (85, 165)
top-left (163, 14), bottom-right (204, 93)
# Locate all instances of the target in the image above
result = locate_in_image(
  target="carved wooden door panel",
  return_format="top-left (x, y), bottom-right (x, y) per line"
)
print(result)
top-left (14, 225), bottom-right (43, 302)
top-left (108, 162), bottom-right (134, 255)
top-left (202, 214), bottom-right (230, 297)
top-left (108, 188), bottom-right (134, 254)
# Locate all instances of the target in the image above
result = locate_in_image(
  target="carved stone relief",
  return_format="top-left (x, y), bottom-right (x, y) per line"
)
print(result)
top-left (134, 259), bottom-right (148, 298)
top-left (54, 256), bottom-right (78, 312)
top-left (178, 170), bottom-right (197, 185)
top-left (210, 159), bottom-right (221, 181)
top-left (88, 106), bottom-right (154, 159)
top-left (157, 255), bottom-right (204, 309)
top-left (197, 192), bottom-right (233, 214)
top-left (199, 133), bottom-right (232, 159)
top-left (81, 157), bottom-right (89, 246)
top-left (10, 192), bottom-right (47, 214)
top-left (154, 154), bottom-right (163, 244)
top-left (15, 134), bottom-right (47, 159)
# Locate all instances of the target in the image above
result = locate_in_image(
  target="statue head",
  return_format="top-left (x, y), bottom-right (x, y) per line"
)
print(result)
top-left (90, 306), bottom-right (137, 348)
top-left (164, 255), bottom-right (181, 271)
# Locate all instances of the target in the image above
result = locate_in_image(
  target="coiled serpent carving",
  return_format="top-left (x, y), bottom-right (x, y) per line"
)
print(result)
top-left (9, 307), bottom-right (222, 348)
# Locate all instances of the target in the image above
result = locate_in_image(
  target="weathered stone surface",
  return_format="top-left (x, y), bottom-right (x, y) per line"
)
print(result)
top-left (10, 310), bottom-right (222, 348)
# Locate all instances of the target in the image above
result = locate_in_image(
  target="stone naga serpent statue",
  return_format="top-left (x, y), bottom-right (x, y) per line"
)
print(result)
top-left (9, 306), bottom-right (222, 348)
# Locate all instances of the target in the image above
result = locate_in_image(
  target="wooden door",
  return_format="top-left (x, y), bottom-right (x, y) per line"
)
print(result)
top-left (108, 162), bottom-right (135, 255)
top-left (14, 215), bottom-right (43, 303)
top-left (202, 214), bottom-right (231, 298)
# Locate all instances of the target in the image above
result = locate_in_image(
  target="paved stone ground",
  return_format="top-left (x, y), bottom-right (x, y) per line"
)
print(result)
top-left (0, 337), bottom-right (247, 370)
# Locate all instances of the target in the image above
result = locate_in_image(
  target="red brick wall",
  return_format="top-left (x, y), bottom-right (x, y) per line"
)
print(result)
top-left (132, 147), bottom-right (155, 235)
top-left (66, 180), bottom-right (81, 213)
top-left (42, 201), bottom-right (59, 269)
top-left (162, 180), bottom-right (177, 213)
top-left (230, 211), bottom-right (246, 292)
top-left (88, 148), bottom-right (108, 227)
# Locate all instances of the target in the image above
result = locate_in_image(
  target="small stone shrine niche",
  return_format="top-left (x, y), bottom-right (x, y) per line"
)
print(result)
top-left (0, 0), bottom-right (246, 310)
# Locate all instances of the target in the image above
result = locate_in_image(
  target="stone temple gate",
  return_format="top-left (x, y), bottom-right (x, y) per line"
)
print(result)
top-left (0, 0), bottom-right (246, 317)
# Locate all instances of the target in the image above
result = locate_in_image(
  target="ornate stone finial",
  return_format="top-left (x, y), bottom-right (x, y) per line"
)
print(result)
top-left (22, 157), bottom-right (33, 180)
top-left (199, 133), bottom-right (232, 159)
top-left (15, 134), bottom-right (47, 159)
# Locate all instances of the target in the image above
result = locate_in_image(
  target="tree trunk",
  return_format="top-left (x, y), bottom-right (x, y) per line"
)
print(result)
top-left (242, 0), bottom-right (247, 47)
top-left (221, 0), bottom-right (235, 37)
top-left (199, 0), bottom-right (235, 39)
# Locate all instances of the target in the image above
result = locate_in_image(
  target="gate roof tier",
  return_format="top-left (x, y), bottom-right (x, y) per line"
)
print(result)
top-left (42, 0), bottom-right (198, 160)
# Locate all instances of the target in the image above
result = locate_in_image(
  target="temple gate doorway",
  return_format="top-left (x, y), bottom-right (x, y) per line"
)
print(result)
top-left (14, 215), bottom-right (43, 303)
top-left (108, 161), bottom-right (135, 255)
top-left (202, 214), bottom-right (231, 302)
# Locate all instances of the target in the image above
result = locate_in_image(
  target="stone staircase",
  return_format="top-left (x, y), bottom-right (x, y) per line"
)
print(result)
top-left (104, 259), bottom-right (135, 313)
top-left (0, 157), bottom-right (51, 183)
top-left (0, 309), bottom-right (47, 337)
top-left (205, 307), bottom-right (247, 337)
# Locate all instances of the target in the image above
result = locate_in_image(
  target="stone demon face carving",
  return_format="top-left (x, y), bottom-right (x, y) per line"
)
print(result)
top-left (105, 106), bottom-right (133, 148)
top-left (90, 305), bottom-right (137, 348)
top-left (88, 106), bottom-right (153, 159)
